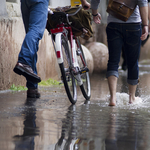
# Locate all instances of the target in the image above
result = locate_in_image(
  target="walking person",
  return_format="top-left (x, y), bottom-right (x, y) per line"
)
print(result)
top-left (13, 0), bottom-right (49, 98)
top-left (82, 0), bottom-right (148, 106)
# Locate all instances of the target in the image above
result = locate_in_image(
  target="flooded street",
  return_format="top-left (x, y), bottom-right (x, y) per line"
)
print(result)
top-left (1, 61), bottom-right (150, 150)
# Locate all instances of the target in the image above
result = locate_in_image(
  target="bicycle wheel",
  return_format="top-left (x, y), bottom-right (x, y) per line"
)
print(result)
top-left (76, 38), bottom-right (91, 100)
top-left (56, 33), bottom-right (77, 104)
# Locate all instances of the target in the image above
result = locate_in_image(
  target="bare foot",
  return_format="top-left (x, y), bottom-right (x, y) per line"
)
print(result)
top-left (109, 102), bottom-right (116, 106)
top-left (109, 99), bottom-right (116, 106)
top-left (129, 96), bottom-right (139, 104)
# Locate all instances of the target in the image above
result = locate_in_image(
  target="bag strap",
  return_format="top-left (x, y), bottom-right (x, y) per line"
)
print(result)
top-left (113, 0), bottom-right (137, 9)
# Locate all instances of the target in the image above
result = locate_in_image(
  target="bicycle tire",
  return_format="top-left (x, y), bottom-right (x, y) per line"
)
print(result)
top-left (76, 38), bottom-right (91, 100)
top-left (56, 34), bottom-right (77, 104)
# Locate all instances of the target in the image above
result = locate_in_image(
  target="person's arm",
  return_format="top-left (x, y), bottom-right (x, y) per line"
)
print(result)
top-left (91, 0), bottom-right (101, 24)
top-left (139, 6), bottom-right (149, 41)
top-left (92, 10), bottom-right (102, 24)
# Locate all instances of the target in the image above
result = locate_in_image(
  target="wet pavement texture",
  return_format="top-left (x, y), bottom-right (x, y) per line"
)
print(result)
top-left (1, 62), bottom-right (150, 150)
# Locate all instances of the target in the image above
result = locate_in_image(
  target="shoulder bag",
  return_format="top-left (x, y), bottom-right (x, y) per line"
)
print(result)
top-left (106, 0), bottom-right (137, 21)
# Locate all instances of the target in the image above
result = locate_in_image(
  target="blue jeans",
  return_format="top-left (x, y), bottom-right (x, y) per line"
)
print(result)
top-left (106, 23), bottom-right (142, 85)
top-left (18, 0), bottom-right (49, 89)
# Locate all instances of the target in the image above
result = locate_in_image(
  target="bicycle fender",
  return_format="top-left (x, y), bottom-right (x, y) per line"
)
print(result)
top-left (55, 33), bottom-right (63, 64)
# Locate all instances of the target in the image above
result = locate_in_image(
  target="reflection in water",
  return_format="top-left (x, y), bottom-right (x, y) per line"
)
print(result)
top-left (54, 100), bottom-right (106, 150)
top-left (105, 108), bottom-right (118, 150)
top-left (54, 97), bottom-right (149, 150)
top-left (55, 105), bottom-right (78, 150)
top-left (13, 98), bottom-right (39, 150)
top-left (55, 101), bottom-right (96, 150)
top-left (105, 108), bottom-right (143, 150)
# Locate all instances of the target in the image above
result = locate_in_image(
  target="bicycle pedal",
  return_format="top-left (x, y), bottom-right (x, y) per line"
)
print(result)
top-left (80, 67), bottom-right (89, 74)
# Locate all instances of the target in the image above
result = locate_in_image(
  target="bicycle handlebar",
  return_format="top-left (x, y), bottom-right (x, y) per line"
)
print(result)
top-left (66, 5), bottom-right (82, 25)
top-left (67, 5), bottom-right (82, 17)
top-left (48, 5), bottom-right (83, 25)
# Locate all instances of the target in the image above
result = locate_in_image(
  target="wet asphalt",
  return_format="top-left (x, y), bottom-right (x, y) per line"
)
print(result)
top-left (1, 66), bottom-right (150, 150)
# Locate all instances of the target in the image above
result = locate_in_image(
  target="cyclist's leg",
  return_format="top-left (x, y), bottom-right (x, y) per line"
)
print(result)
top-left (19, 0), bottom-right (49, 90)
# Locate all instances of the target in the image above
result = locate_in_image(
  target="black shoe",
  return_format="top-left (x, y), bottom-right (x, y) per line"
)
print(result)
top-left (13, 63), bottom-right (41, 83)
top-left (27, 89), bottom-right (40, 98)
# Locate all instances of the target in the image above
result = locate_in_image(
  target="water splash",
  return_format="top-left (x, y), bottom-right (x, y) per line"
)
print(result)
top-left (106, 92), bottom-right (143, 108)
top-left (116, 92), bottom-right (142, 105)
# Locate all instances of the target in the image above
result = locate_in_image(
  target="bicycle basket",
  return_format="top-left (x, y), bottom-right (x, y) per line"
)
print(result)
top-left (46, 5), bottom-right (93, 40)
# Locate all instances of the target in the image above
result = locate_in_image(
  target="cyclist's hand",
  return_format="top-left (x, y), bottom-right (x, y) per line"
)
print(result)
top-left (93, 13), bottom-right (101, 24)
top-left (81, 0), bottom-right (91, 10)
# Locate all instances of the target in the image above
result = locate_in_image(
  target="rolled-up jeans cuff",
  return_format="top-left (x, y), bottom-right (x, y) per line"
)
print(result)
top-left (127, 79), bottom-right (139, 85)
top-left (106, 71), bottom-right (119, 78)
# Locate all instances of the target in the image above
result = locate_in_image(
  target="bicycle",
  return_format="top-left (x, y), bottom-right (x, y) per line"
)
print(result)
top-left (47, 5), bottom-right (91, 104)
